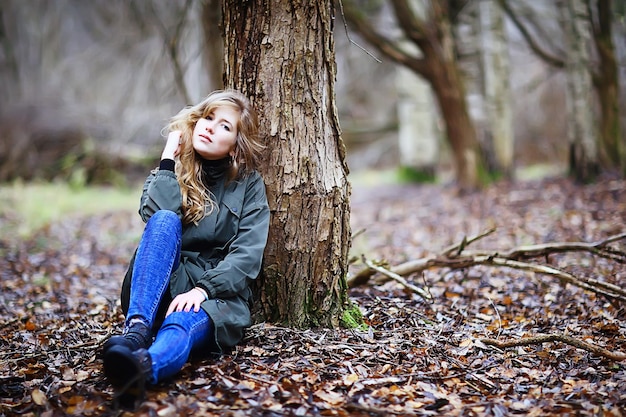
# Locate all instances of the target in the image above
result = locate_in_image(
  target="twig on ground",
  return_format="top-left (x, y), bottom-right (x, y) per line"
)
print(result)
top-left (480, 333), bottom-right (626, 361)
top-left (476, 256), bottom-right (626, 301)
top-left (362, 256), bottom-right (431, 301)
top-left (467, 232), bottom-right (626, 263)
top-left (442, 227), bottom-right (496, 257)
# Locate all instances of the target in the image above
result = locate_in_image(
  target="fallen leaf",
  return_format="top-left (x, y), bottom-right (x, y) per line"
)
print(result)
top-left (31, 388), bottom-right (47, 405)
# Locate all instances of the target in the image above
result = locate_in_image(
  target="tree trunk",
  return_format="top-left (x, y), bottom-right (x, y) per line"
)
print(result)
top-left (420, 39), bottom-right (481, 189)
top-left (0, 4), bottom-right (21, 99)
top-left (392, 1), bottom-right (483, 188)
top-left (410, 1), bottom-right (483, 189)
top-left (222, 0), bottom-right (352, 328)
top-left (561, 0), bottom-right (599, 182)
top-left (396, 47), bottom-right (439, 178)
top-left (500, 0), bottom-right (622, 178)
top-left (593, 0), bottom-right (622, 172)
top-left (479, 0), bottom-right (514, 178)
top-left (201, 0), bottom-right (224, 90)
top-left (395, 2), bottom-right (438, 178)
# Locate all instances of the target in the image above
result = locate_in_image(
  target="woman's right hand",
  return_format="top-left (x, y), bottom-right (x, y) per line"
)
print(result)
top-left (162, 130), bottom-right (182, 160)
top-left (165, 288), bottom-right (206, 317)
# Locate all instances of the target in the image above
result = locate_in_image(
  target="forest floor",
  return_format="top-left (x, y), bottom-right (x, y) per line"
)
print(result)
top-left (1, 175), bottom-right (625, 416)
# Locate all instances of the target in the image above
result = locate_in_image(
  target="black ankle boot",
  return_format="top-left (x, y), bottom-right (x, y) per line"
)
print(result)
top-left (102, 321), bottom-right (152, 356)
top-left (103, 345), bottom-right (153, 410)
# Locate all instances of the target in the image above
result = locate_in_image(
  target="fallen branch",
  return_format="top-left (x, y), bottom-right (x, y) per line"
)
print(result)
top-left (466, 232), bottom-right (626, 263)
top-left (348, 231), bottom-right (626, 303)
top-left (480, 333), bottom-right (626, 361)
top-left (442, 227), bottom-right (497, 257)
top-left (362, 256), bottom-right (431, 300)
top-left (477, 256), bottom-right (626, 300)
top-left (348, 229), bottom-right (498, 287)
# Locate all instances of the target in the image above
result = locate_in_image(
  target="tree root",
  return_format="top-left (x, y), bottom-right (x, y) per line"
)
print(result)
top-left (480, 333), bottom-right (626, 361)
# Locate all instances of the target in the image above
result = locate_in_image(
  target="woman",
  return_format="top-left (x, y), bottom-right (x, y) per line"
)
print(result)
top-left (102, 90), bottom-right (270, 408)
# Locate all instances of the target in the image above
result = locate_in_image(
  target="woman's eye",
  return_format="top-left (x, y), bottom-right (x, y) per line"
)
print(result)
top-left (205, 114), bottom-right (214, 120)
top-left (222, 124), bottom-right (231, 131)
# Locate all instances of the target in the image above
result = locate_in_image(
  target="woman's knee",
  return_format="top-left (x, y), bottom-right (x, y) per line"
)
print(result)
top-left (150, 209), bottom-right (180, 223)
top-left (160, 311), bottom-right (213, 341)
top-left (161, 311), bottom-right (190, 329)
top-left (154, 311), bottom-right (214, 353)
top-left (147, 210), bottom-right (182, 234)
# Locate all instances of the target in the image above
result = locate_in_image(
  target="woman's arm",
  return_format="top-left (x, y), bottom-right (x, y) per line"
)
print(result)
top-left (196, 174), bottom-right (270, 299)
top-left (138, 132), bottom-right (183, 222)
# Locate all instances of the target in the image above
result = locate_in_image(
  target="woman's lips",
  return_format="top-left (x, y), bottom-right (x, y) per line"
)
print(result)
top-left (200, 134), bottom-right (212, 143)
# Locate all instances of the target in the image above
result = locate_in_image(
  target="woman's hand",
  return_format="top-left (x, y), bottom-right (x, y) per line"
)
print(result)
top-left (165, 288), bottom-right (206, 317)
top-left (162, 130), bottom-right (182, 160)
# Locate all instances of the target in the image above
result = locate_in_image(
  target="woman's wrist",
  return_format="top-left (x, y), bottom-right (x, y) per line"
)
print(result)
top-left (193, 287), bottom-right (209, 301)
top-left (159, 158), bottom-right (175, 171)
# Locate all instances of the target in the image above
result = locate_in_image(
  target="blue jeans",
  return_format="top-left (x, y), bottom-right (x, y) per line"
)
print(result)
top-left (126, 210), bottom-right (214, 383)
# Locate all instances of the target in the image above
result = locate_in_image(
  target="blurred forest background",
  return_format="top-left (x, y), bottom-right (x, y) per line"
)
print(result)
top-left (3, 3), bottom-right (626, 415)
top-left (0, 0), bottom-right (625, 186)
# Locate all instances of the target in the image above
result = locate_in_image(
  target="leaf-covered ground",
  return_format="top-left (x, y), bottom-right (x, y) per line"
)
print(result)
top-left (1, 176), bottom-right (625, 416)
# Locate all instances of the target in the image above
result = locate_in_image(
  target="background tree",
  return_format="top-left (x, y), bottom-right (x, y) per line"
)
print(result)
top-left (450, 0), bottom-right (515, 178)
top-left (478, 0), bottom-right (514, 177)
top-left (201, 0), bottom-right (224, 89)
top-left (499, 0), bottom-right (623, 180)
top-left (3, 1), bottom-right (621, 186)
top-left (222, 0), bottom-right (352, 328)
top-left (342, 0), bottom-right (487, 189)
top-left (396, 59), bottom-right (440, 179)
top-left (592, 0), bottom-right (622, 171)
top-left (561, 0), bottom-right (599, 181)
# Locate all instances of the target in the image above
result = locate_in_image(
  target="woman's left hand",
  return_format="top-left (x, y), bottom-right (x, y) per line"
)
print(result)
top-left (166, 288), bottom-right (206, 317)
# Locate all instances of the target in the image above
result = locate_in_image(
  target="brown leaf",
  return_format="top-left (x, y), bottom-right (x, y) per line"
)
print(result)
top-left (31, 388), bottom-right (47, 406)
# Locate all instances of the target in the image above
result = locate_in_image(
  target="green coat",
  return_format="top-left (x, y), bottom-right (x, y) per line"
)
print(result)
top-left (120, 168), bottom-right (270, 353)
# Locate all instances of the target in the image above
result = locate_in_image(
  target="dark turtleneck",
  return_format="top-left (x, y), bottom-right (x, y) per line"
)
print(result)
top-left (159, 156), bottom-right (232, 186)
top-left (202, 156), bottom-right (232, 186)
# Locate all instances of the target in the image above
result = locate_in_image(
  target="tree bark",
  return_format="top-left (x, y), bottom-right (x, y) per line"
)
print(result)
top-left (222, 0), bottom-right (352, 328)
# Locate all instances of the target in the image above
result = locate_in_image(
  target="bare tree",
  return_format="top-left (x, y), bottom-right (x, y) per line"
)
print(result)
top-left (561, 0), bottom-right (599, 181)
top-left (201, 0), bottom-right (224, 89)
top-left (592, 0), bottom-right (622, 171)
top-left (222, 0), bottom-right (352, 328)
top-left (479, 0), bottom-right (514, 177)
top-left (341, 0), bottom-right (486, 189)
top-left (396, 62), bottom-right (440, 177)
top-left (499, 0), bottom-right (622, 180)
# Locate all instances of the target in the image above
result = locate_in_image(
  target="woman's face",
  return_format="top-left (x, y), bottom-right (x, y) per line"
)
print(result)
top-left (192, 105), bottom-right (240, 160)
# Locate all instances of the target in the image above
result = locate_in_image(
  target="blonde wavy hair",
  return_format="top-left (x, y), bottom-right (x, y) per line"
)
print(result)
top-left (166, 90), bottom-right (264, 225)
